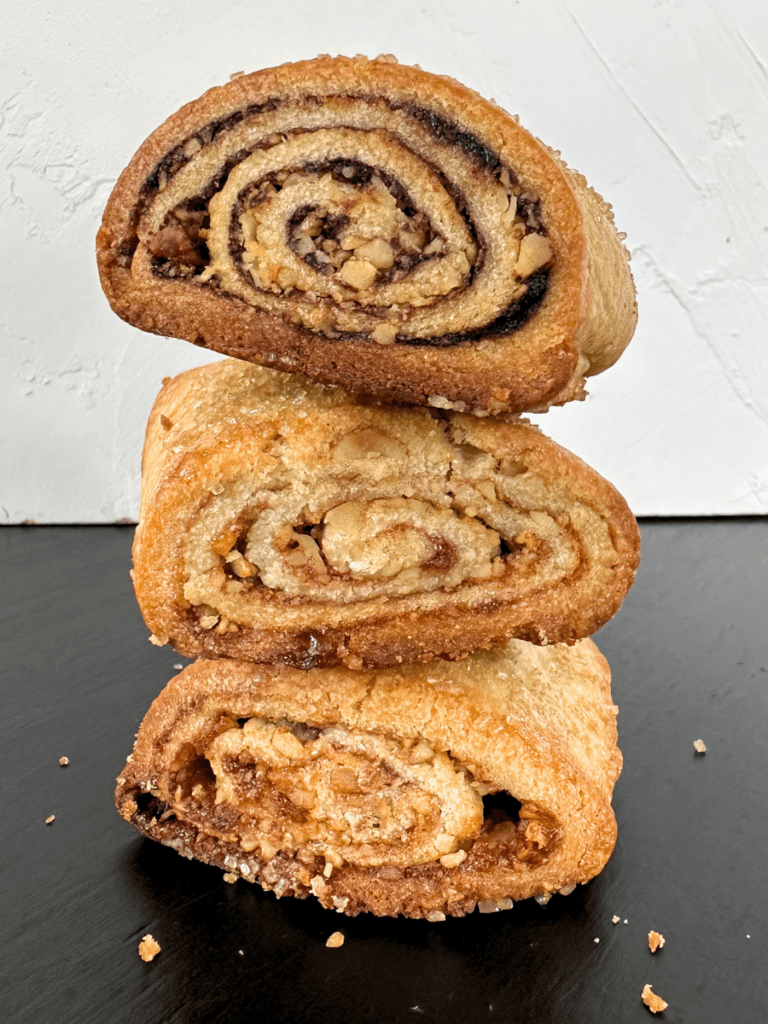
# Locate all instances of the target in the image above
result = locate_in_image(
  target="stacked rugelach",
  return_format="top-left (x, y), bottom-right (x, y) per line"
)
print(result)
top-left (101, 55), bottom-right (640, 919)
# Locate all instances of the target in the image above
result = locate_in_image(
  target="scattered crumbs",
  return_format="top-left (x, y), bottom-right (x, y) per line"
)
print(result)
top-left (648, 930), bottom-right (666, 953)
top-left (747, 934), bottom-right (751, 939)
top-left (238, 950), bottom-right (244, 955)
top-left (173, 664), bottom-right (183, 671)
top-left (138, 934), bottom-right (161, 962)
top-left (326, 931), bottom-right (345, 948)
top-left (641, 984), bottom-right (668, 1014)
top-left (59, 756), bottom-right (69, 766)
top-left (161, 376), bottom-right (172, 386)
top-left (594, 937), bottom-right (600, 944)
top-left (148, 633), bottom-right (167, 647)
top-left (223, 872), bottom-right (238, 884)
top-left (624, 919), bottom-right (628, 925)
top-left (693, 738), bottom-right (707, 754)
top-left (612, 915), bottom-right (621, 925)
top-left (230, 70), bottom-right (245, 80)
top-left (45, 815), bottom-right (55, 825)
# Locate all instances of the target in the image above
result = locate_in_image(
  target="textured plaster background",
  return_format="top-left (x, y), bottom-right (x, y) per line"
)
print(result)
top-left (2, 0), bottom-right (767, 521)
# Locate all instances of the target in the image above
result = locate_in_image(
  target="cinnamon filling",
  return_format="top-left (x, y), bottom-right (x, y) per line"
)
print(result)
top-left (199, 497), bottom-right (509, 611)
top-left (139, 717), bottom-right (555, 877)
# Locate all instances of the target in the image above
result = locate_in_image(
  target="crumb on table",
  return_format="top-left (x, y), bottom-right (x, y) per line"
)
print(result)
top-left (326, 931), bottom-right (345, 948)
top-left (693, 738), bottom-right (707, 753)
top-left (641, 984), bottom-right (668, 1014)
top-left (223, 872), bottom-right (238, 883)
top-left (45, 815), bottom-right (55, 825)
top-left (648, 930), bottom-right (666, 953)
top-left (138, 934), bottom-right (161, 962)
top-left (612, 915), bottom-right (621, 924)
top-left (59, 756), bottom-right (69, 766)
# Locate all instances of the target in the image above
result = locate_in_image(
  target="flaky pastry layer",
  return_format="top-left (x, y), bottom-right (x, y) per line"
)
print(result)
top-left (133, 360), bottom-right (640, 668)
top-left (115, 640), bottom-right (621, 918)
top-left (97, 54), bottom-right (637, 415)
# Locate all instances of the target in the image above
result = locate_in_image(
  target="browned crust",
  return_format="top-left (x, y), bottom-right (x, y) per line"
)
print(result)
top-left (132, 359), bottom-right (640, 669)
top-left (115, 642), bottom-right (621, 917)
top-left (96, 55), bottom-right (636, 415)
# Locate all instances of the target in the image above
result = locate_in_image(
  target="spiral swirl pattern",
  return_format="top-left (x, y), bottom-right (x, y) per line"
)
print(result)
top-left (142, 99), bottom-right (550, 344)
top-left (98, 55), bottom-right (637, 413)
top-left (133, 360), bottom-right (640, 668)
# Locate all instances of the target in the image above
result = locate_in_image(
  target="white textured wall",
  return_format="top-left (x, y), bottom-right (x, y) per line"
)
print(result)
top-left (2, 0), bottom-right (767, 521)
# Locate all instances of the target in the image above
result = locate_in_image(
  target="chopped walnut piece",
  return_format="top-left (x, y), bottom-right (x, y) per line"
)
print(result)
top-left (354, 238), bottom-right (395, 268)
top-left (648, 930), bottom-right (666, 953)
top-left (138, 934), bottom-right (161, 962)
top-left (408, 740), bottom-right (435, 764)
top-left (120, 798), bottom-right (138, 822)
top-left (439, 850), bottom-right (467, 869)
top-left (371, 323), bottom-right (397, 345)
top-left (326, 931), bottom-right (345, 948)
top-left (45, 815), bottom-right (55, 825)
top-left (693, 738), bottom-right (707, 753)
top-left (271, 728), bottom-right (306, 759)
top-left (147, 223), bottom-right (205, 264)
top-left (514, 233), bottom-right (552, 278)
top-left (641, 984), bottom-right (668, 1014)
top-left (59, 756), bottom-right (69, 766)
top-left (339, 257), bottom-right (377, 290)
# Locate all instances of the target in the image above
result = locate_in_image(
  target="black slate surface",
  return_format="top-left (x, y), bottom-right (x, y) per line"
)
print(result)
top-left (1, 521), bottom-right (766, 1023)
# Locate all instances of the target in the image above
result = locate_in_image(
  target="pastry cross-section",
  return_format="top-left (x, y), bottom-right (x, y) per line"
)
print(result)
top-left (132, 359), bottom-right (640, 668)
top-left (115, 639), bottom-right (622, 918)
top-left (97, 54), bottom-right (637, 414)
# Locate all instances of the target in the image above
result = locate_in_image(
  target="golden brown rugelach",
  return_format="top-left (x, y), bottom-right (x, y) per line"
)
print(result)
top-left (115, 639), bottom-right (621, 918)
top-left (133, 359), bottom-right (640, 668)
top-left (97, 54), bottom-right (636, 415)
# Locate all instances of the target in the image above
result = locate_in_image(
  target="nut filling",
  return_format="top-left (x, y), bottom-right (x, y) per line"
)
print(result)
top-left (136, 716), bottom-right (556, 878)
top-left (137, 96), bottom-right (553, 347)
top-left (173, 409), bottom-right (620, 657)
top-left (181, 470), bottom-right (582, 642)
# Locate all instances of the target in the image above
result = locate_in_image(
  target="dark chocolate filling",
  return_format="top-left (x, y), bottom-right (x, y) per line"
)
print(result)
top-left (402, 103), bottom-right (505, 176)
top-left (129, 94), bottom-right (549, 345)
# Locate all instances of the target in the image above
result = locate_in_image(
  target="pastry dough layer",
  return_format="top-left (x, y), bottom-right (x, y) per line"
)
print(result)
top-left (115, 640), bottom-right (621, 918)
top-left (97, 54), bottom-right (637, 415)
top-left (132, 359), bottom-right (640, 668)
